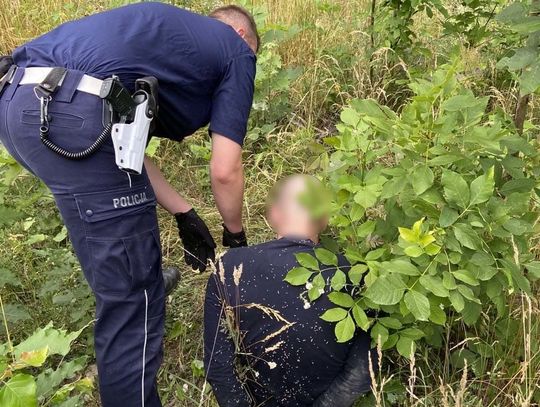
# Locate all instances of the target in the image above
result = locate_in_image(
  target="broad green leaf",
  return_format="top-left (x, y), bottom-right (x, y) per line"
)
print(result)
top-left (18, 347), bottom-right (49, 368)
top-left (14, 323), bottom-right (86, 359)
top-left (284, 267), bottom-right (313, 286)
top-left (365, 248), bottom-right (386, 261)
top-left (497, 47), bottom-right (537, 71)
top-left (330, 269), bottom-right (347, 291)
top-left (419, 275), bottom-right (449, 297)
top-left (429, 303), bottom-right (447, 326)
top-left (0, 268), bottom-right (21, 288)
top-left (349, 204), bottom-right (365, 222)
top-left (424, 243), bottom-right (442, 256)
top-left (371, 323), bottom-right (389, 346)
top-left (382, 334), bottom-right (399, 351)
top-left (308, 286), bottom-right (323, 301)
top-left (470, 253), bottom-right (495, 266)
top-left (457, 285), bottom-right (481, 304)
top-left (400, 327), bottom-right (425, 340)
top-left (469, 168), bottom-right (494, 205)
top-left (452, 269), bottom-right (480, 286)
top-left (379, 317), bottom-right (402, 330)
top-left (428, 154), bottom-right (462, 166)
top-left (341, 107), bottom-right (361, 127)
top-left (315, 248), bottom-right (338, 266)
top-left (418, 233), bottom-right (436, 248)
top-left (382, 259), bottom-right (420, 276)
top-left (410, 166), bottom-right (434, 195)
top-left (320, 308), bottom-right (348, 322)
top-left (453, 224), bottom-right (481, 250)
top-left (3, 304), bottom-right (31, 324)
top-left (335, 314), bottom-right (355, 343)
top-left (443, 271), bottom-right (457, 289)
top-left (396, 336), bottom-right (416, 358)
top-left (526, 261), bottom-right (540, 281)
top-left (398, 227), bottom-right (418, 243)
top-left (352, 305), bottom-right (370, 331)
top-left (354, 184), bottom-right (381, 208)
top-left (404, 245), bottom-right (424, 258)
top-left (449, 290), bottom-right (465, 312)
top-left (348, 264), bottom-right (368, 285)
top-left (295, 253), bottom-right (319, 270)
top-left (500, 178), bottom-right (535, 195)
top-left (356, 221), bottom-right (376, 238)
top-left (0, 374), bottom-right (37, 407)
top-left (442, 93), bottom-right (481, 112)
top-left (312, 273), bottom-right (326, 289)
top-left (471, 266), bottom-right (498, 282)
top-left (502, 218), bottom-right (530, 235)
top-left (441, 171), bottom-right (469, 209)
top-left (462, 302), bottom-right (482, 326)
top-left (501, 259), bottom-right (532, 295)
top-left (404, 291), bottom-right (431, 321)
top-left (497, 2), bottom-right (528, 25)
top-left (328, 292), bottom-right (355, 308)
top-left (364, 274), bottom-right (407, 305)
top-left (36, 356), bottom-right (87, 398)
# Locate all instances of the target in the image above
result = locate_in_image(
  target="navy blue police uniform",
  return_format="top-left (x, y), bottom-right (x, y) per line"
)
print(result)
top-left (0, 3), bottom-right (255, 406)
top-left (204, 238), bottom-right (374, 406)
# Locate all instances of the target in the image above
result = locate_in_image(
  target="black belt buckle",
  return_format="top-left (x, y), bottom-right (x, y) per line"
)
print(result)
top-left (0, 65), bottom-right (16, 96)
top-left (99, 76), bottom-right (136, 120)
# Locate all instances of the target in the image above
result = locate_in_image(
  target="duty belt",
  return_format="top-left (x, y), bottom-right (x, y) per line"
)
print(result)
top-left (1, 66), bottom-right (158, 173)
top-left (3, 67), bottom-right (104, 96)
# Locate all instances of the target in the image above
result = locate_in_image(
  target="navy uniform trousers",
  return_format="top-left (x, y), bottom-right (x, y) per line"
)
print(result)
top-left (0, 68), bottom-right (164, 407)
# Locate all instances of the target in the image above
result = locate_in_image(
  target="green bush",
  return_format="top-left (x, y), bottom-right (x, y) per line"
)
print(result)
top-left (288, 62), bottom-right (539, 359)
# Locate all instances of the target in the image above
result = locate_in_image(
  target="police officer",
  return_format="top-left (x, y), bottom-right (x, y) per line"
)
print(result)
top-left (0, 3), bottom-right (258, 406)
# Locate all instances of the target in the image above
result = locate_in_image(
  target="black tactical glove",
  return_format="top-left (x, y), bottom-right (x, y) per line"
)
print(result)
top-left (175, 209), bottom-right (216, 272)
top-left (222, 224), bottom-right (248, 248)
top-left (312, 334), bottom-right (374, 407)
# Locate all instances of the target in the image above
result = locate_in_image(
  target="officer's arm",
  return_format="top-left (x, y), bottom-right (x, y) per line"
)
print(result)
top-left (210, 134), bottom-right (244, 233)
top-left (204, 273), bottom-right (252, 407)
top-left (144, 156), bottom-right (192, 214)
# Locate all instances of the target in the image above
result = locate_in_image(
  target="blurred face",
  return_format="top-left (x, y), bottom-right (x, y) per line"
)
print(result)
top-left (266, 175), bottom-right (329, 241)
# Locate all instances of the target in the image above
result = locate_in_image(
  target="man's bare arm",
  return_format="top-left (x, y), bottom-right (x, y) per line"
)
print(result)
top-left (210, 134), bottom-right (244, 233)
top-left (144, 155), bottom-right (192, 214)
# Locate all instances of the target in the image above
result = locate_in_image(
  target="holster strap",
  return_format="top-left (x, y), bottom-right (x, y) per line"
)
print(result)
top-left (35, 67), bottom-right (67, 98)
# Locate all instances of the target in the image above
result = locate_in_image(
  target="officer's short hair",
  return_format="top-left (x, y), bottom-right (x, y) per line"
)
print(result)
top-left (210, 5), bottom-right (261, 53)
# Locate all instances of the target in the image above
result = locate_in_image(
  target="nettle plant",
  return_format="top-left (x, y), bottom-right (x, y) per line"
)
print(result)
top-left (286, 63), bottom-right (540, 357)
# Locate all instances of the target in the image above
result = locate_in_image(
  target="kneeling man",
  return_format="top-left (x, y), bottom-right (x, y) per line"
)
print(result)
top-left (204, 175), bottom-right (373, 406)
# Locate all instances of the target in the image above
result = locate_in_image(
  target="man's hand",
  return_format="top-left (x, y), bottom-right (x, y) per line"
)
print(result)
top-left (222, 224), bottom-right (247, 248)
top-left (311, 334), bottom-right (373, 407)
top-left (175, 209), bottom-right (216, 272)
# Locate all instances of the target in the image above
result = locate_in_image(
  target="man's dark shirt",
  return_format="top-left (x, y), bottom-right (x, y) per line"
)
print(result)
top-left (204, 238), bottom-right (364, 407)
top-left (12, 2), bottom-right (256, 145)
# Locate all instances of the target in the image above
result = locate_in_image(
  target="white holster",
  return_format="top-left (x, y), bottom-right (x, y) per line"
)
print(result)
top-left (111, 92), bottom-right (153, 175)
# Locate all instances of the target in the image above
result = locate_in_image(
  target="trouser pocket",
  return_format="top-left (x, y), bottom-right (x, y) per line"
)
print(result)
top-left (73, 183), bottom-right (162, 295)
top-left (87, 222), bottom-right (161, 294)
